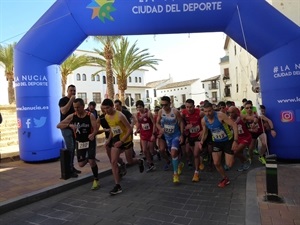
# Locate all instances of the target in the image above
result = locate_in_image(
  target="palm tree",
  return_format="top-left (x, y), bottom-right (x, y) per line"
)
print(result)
top-left (93, 36), bottom-right (121, 100)
top-left (113, 37), bottom-right (161, 104)
top-left (0, 42), bottom-right (16, 104)
top-left (60, 54), bottom-right (92, 96)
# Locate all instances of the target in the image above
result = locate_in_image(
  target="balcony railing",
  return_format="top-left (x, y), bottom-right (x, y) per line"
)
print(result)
top-left (223, 75), bottom-right (230, 80)
top-left (208, 83), bottom-right (219, 90)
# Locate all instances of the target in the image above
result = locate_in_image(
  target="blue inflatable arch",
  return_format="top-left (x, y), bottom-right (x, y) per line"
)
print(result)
top-left (15, 0), bottom-right (300, 161)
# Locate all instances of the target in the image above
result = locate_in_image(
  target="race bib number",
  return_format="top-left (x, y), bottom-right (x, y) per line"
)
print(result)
top-left (212, 129), bottom-right (227, 140)
top-left (112, 126), bottom-right (122, 136)
top-left (237, 124), bottom-right (244, 134)
top-left (141, 123), bottom-right (150, 130)
top-left (77, 141), bottom-right (89, 150)
top-left (164, 124), bottom-right (175, 134)
top-left (189, 125), bottom-right (200, 134)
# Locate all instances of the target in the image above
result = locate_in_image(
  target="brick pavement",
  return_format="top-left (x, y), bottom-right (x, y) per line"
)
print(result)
top-left (0, 143), bottom-right (299, 225)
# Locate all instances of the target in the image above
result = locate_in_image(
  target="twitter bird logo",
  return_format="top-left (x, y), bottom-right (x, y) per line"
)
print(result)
top-left (33, 117), bottom-right (47, 128)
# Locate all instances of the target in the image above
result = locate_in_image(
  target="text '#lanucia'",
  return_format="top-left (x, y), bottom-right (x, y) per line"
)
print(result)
top-left (15, 75), bottom-right (48, 87)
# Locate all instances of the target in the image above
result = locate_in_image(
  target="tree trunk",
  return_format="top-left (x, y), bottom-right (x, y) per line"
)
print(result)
top-left (6, 72), bottom-right (15, 104)
top-left (117, 76), bottom-right (127, 105)
top-left (106, 59), bottom-right (114, 100)
top-left (62, 76), bottom-right (67, 97)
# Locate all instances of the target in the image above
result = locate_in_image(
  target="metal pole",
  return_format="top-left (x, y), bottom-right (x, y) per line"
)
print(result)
top-left (264, 154), bottom-right (283, 202)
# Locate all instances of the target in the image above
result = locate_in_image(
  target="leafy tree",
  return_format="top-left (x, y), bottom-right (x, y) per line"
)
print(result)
top-left (60, 54), bottom-right (92, 96)
top-left (0, 43), bottom-right (16, 104)
top-left (93, 36), bottom-right (121, 100)
top-left (113, 37), bottom-right (161, 104)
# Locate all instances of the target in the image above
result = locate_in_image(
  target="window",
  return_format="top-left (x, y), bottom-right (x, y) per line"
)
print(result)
top-left (129, 77), bottom-right (132, 83)
top-left (91, 75), bottom-right (95, 81)
top-left (236, 84), bottom-right (239, 93)
top-left (82, 73), bottom-right (86, 81)
top-left (135, 93), bottom-right (141, 101)
top-left (77, 92), bottom-right (87, 104)
top-left (96, 74), bottom-right (100, 81)
top-left (234, 45), bottom-right (237, 55)
top-left (212, 92), bottom-right (218, 102)
top-left (113, 76), bottom-right (116, 84)
top-left (223, 68), bottom-right (230, 80)
top-left (146, 90), bottom-right (149, 98)
top-left (76, 73), bottom-right (81, 81)
top-left (103, 75), bottom-right (106, 84)
top-left (202, 84), bottom-right (204, 89)
top-left (135, 77), bottom-right (138, 83)
top-left (182, 94), bottom-right (186, 103)
top-left (154, 89), bottom-right (157, 97)
top-left (139, 77), bottom-right (141, 83)
top-left (93, 92), bottom-right (101, 104)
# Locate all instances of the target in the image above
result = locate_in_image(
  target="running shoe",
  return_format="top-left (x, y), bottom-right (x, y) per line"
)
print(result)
top-left (146, 164), bottom-right (156, 173)
top-left (224, 164), bottom-right (230, 171)
top-left (138, 159), bottom-right (145, 173)
top-left (218, 177), bottom-right (230, 188)
top-left (237, 164), bottom-right (244, 172)
top-left (163, 163), bottom-right (170, 171)
top-left (199, 163), bottom-right (205, 171)
top-left (110, 184), bottom-right (122, 195)
top-left (259, 156), bottom-right (266, 165)
top-left (119, 163), bottom-right (127, 177)
top-left (173, 174), bottom-right (180, 183)
top-left (192, 173), bottom-right (200, 182)
top-left (73, 167), bottom-right (81, 174)
top-left (243, 160), bottom-right (251, 171)
top-left (178, 162), bottom-right (184, 175)
top-left (253, 149), bottom-right (259, 155)
top-left (91, 179), bottom-right (100, 190)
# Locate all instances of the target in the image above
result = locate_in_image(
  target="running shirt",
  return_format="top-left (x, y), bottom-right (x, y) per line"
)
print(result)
top-left (160, 108), bottom-right (181, 138)
top-left (204, 111), bottom-right (233, 142)
top-left (71, 112), bottom-right (93, 150)
top-left (246, 115), bottom-right (264, 134)
top-left (137, 108), bottom-right (153, 141)
top-left (235, 117), bottom-right (252, 145)
top-left (99, 114), bottom-right (110, 139)
top-left (181, 108), bottom-right (202, 138)
top-left (105, 110), bottom-right (132, 143)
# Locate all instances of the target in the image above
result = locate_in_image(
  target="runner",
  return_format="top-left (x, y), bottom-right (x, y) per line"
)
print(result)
top-left (135, 100), bottom-right (156, 172)
top-left (200, 102), bottom-right (238, 188)
top-left (156, 96), bottom-right (184, 183)
top-left (57, 98), bottom-right (100, 190)
top-left (181, 99), bottom-right (204, 182)
top-left (102, 99), bottom-right (144, 195)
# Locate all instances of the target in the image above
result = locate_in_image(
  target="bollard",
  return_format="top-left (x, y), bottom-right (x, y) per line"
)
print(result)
top-left (60, 149), bottom-right (71, 180)
top-left (265, 154), bottom-right (283, 202)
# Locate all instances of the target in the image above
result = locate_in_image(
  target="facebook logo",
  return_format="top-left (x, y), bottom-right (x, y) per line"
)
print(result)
top-left (25, 119), bottom-right (31, 128)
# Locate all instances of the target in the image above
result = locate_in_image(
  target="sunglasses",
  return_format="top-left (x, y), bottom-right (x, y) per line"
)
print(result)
top-left (160, 104), bottom-right (169, 107)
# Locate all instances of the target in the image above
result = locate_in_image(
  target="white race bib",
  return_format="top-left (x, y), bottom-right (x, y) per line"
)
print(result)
top-left (212, 129), bottom-right (227, 140)
top-left (112, 126), bottom-right (122, 136)
top-left (164, 124), bottom-right (175, 134)
top-left (77, 141), bottom-right (89, 150)
top-left (189, 125), bottom-right (200, 134)
top-left (237, 124), bottom-right (244, 134)
top-left (141, 123), bottom-right (150, 130)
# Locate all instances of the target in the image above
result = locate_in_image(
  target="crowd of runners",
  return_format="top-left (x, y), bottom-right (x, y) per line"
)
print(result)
top-left (57, 84), bottom-right (276, 195)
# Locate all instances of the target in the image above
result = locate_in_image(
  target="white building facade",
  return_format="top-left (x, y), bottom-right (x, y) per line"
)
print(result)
top-left (156, 79), bottom-right (206, 108)
top-left (223, 0), bottom-right (299, 107)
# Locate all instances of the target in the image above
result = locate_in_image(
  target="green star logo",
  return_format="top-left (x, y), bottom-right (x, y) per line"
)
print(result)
top-left (87, 0), bottom-right (116, 22)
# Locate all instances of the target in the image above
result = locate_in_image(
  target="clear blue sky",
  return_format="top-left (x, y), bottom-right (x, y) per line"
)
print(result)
top-left (0, 0), bottom-right (226, 82)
